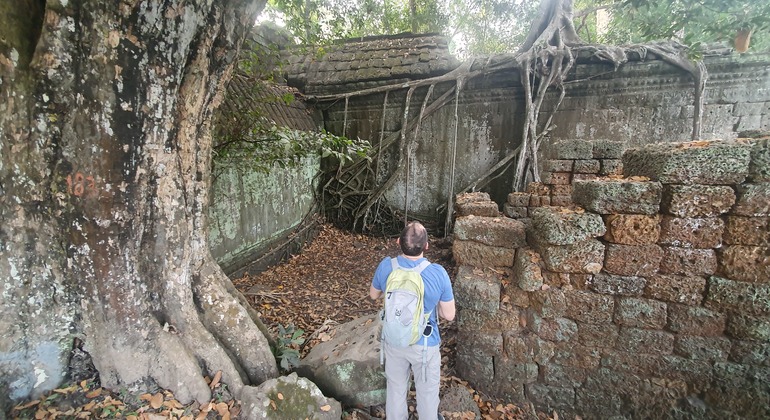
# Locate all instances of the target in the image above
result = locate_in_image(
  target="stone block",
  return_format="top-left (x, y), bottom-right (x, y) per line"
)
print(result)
top-left (529, 194), bottom-right (551, 207)
top-left (747, 138), bottom-right (770, 182)
top-left (706, 363), bottom-right (770, 418)
top-left (599, 159), bottom-right (623, 176)
top-left (659, 247), bottom-right (717, 276)
top-left (550, 184), bottom-right (573, 196)
top-left (530, 288), bottom-right (567, 319)
top-left (549, 195), bottom-right (572, 207)
top-left (667, 303), bottom-right (726, 336)
top-left (456, 307), bottom-right (521, 334)
top-left (454, 216), bottom-right (527, 248)
top-left (704, 276), bottom-right (770, 316)
top-left (724, 216), bottom-right (770, 246)
top-left (615, 297), bottom-right (667, 329)
top-left (726, 314), bottom-right (770, 341)
top-left (731, 183), bottom-right (770, 216)
top-left (543, 159), bottom-right (573, 173)
top-left (660, 184), bottom-right (736, 218)
top-left (573, 159), bottom-right (600, 174)
top-left (455, 352), bottom-right (494, 385)
top-left (602, 214), bottom-right (660, 245)
top-left (553, 342), bottom-right (601, 369)
top-left (603, 243), bottom-right (663, 276)
top-left (551, 139), bottom-right (593, 159)
top-left (589, 273), bottom-right (646, 296)
top-left (453, 240), bottom-right (515, 268)
top-left (673, 336), bottom-right (731, 362)
top-left (507, 192), bottom-right (531, 207)
top-left (502, 284), bottom-right (531, 309)
top-left (592, 139), bottom-right (627, 159)
top-left (455, 200), bottom-right (499, 217)
top-left (658, 216), bottom-right (724, 249)
top-left (564, 291), bottom-right (614, 324)
top-left (542, 172), bottom-right (571, 185)
top-left (529, 314), bottom-right (577, 342)
top-left (539, 239), bottom-right (605, 274)
top-left (504, 335), bottom-right (554, 365)
top-left (503, 204), bottom-right (528, 219)
top-left (456, 191), bottom-right (491, 205)
top-left (572, 173), bottom-right (597, 182)
top-left (454, 265), bottom-right (502, 313)
top-left (622, 140), bottom-right (752, 185)
top-left (577, 322), bottom-right (619, 348)
top-left (729, 340), bottom-right (770, 366)
top-left (512, 248), bottom-right (543, 292)
top-left (456, 331), bottom-right (503, 356)
top-left (530, 207), bottom-right (606, 245)
top-left (542, 363), bottom-right (588, 387)
top-left (644, 274), bottom-right (707, 306)
top-left (572, 179), bottom-right (662, 215)
top-left (541, 271), bottom-right (569, 288)
top-left (527, 182), bottom-right (550, 195)
top-left (717, 246), bottom-right (770, 283)
top-left (527, 384), bottom-right (576, 413)
top-left (616, 327), bottom-right (674, 355)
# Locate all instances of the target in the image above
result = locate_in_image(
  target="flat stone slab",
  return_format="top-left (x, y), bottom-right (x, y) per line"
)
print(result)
top-left (747, 137), bottom-right (770, 182)
top-left (622, 140), bottom-right (752, 185)
top-left (572, 179), bottom-right (662, 215)
top-left (242, 373), bottom-right (342, 420)
top-left (454, 215), bottom-right (526, 248)
top-left (661, 185), bottom-right (736, 218)
top-left (530, 207), bottom-right (606, 245)
top-left (455, 265), bottom-right (502, 313)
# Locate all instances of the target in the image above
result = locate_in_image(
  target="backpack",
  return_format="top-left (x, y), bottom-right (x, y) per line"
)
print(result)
top-left (380, 258), bottom-right (432, 348)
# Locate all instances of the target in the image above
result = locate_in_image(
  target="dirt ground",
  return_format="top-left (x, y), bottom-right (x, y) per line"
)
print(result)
top-left (235, 223), bottom-right (533, 420)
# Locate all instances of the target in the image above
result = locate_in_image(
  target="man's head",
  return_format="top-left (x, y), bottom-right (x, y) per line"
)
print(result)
top-left (398, 221), bottom-right (428, 256)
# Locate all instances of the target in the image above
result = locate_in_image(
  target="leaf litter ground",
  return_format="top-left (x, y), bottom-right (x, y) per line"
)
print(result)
top-left (10, 223), bottom-right (550, 420)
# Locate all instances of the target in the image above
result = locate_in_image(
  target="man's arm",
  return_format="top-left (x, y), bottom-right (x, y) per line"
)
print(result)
top-left (437, 299), bottom-right (455, 321)
top-left (369, 285), bottom-right (383, 300)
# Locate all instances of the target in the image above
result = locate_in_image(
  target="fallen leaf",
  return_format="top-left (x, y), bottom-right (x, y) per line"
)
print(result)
top-left (85, 388), bottom-right (102, 398)
top-left (320, 404), bottom-right (331, 412)
top-left (150, 392), bottom-right (164, 409)
top-left (216, 402), bottom-right (229, 416)
top-left (14, 400), bottom-right (40, 410)
top-left (139, 393), bottom-right (153, 402)
top-left (210, 370), bottom-right (222, 389)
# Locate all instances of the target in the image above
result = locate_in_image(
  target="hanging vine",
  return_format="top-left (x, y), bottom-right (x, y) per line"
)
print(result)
top-left (309, 0), bottom-right (709, 235)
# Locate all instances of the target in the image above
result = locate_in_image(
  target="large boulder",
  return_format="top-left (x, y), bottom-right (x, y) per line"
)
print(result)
top-left (239, 372), bottom-right (342, 419)
top-left (297, 313), bottom-right (386, 407)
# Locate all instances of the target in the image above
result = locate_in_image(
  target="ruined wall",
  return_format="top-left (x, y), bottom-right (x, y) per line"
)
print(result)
top-left (451, 137), bottom-right (769, 418)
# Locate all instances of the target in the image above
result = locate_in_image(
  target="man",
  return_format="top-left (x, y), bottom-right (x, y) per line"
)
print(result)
top-left (370, 221), bottom-right (456, 420)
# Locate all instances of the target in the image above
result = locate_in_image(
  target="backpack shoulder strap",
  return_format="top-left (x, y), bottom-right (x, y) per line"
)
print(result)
top-left (390, 257), bottom-right (431, 273)
top-left (414, 259), bottom-right (431, 274)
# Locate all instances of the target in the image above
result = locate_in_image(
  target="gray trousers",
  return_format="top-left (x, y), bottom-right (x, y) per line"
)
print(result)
top-left (383, 342), bottom-right (441, 420)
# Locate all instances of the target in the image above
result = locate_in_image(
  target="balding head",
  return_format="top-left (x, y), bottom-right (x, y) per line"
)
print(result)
top-left (399, 221), bottom-right (428, 256)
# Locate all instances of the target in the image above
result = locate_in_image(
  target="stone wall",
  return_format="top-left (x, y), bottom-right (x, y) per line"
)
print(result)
top-left (451, 137), bottom-right (769, 418)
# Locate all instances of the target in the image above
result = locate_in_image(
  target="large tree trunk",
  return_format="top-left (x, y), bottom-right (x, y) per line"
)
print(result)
top-left (0, 0), bottom-right (277, 412)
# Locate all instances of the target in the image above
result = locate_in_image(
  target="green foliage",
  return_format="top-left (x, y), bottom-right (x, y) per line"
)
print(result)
top-left (446, 0), bottom-right (540, 55)
top-left (273, 323), bottom-right (305, 371)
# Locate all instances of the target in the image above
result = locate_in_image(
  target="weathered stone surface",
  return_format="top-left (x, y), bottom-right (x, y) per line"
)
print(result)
top-left (589, 273), bottom-right (646, 296)
top-left (503, 204), bottom-right (528, 219)
top-left (726, 314), bottom-right (770, 341)
top-left (456, 331), bottom-right (503, 355)
top-left (297, 314), bottom-right (383, 408)
top-left (704, 276), bottom-right (770, 316)
top-left (538, 239), bottom-right (605, 274)
top-left (644, 274), bottom-right (707, 306)
top-left (455, 200), bottom-right (499, 217)
top-left (529, 194), bottom-right (551, 207)
top-left (530, 207), bottom-right (605, 245)
top-left (542, 172), bottom-right (571, 185)
top-left (530, 288), bottom-right (568, 319)
top-left (438, 384), bottom-right (482, 419)
top-left (599, 159), bottom-right (623, 176)
top-left (659, 247), bottom-right (717, 276)
top-left (622, 140), bottom-right (752, 185)
top-left (601, 352), bottom-right (713, 387)
top-left (542, 363), bottom-right (587, 387)
top-left (456, 191), bottom-right (491, 204)
top-left (551, 184), bottom-right (573, 196)
top-left (658, 216), bottom-right (724, 249)
top-left (724, 216), bottom-right (770, 246)
top-left (527, 384), bottom-right (576, 413)
top-left (551, 139), bottom-right (593, 159)
top-left (673, 335), bottom-right (731, 362)
top-left (454, 216), bottom-right (526, 248)
top-left (731, 183), bottom-right (770, 216)
top-left (572, 179), bottom-right (662, 215)
top-left (604, 243), bottom-right (663, 276)
top-left (615, 297), bottom-right (667, 329)
top-left (706, 362), bottom-right (770, 418)
top-left (616, 327), bottom-right (674, 355)
top-left (717, 246), bottom-right (770, 283)
top-left (527, 182), bottom-right (550, 195)
top-left (577, 322), bottom-right (619, 347)
top-left (574, 159), bottom-right (600, 174)
top-left (564, 291), bottom-right (614, 324)
top-left (552, 342), bottom-right (601, 369)
top-left (529, 314), bottom-right (577, 342)
top-left (504, 335), bottom-right (554, 365)
top-left (507, 192), bottom-right (531, 207)
top-left (512, 248), bottom-right (544, 291)
top-left (602, 214), bottom-right (660, 245)
top-left (456, 307), bottom-right (522, 334)
top-left (543, 159), bottom-right (573, 173)
top-left (572, 173), bottom-right (597, 182)
top-left (453, 240), bottom-right (516, 267)
top-left (660, 184), bottom-right (736, 217)
top-left (592, 139), bottom-right (627, 159)
top-left (729, 340), bottom-right (770, 366)
top-left (667, 303), bottom-right (726, 336)
top-left (549, 195), bottom-right (571, 207)
top-left (747, 137), bottom-right (770, 182)
top-left (246, 373), bottom-right (343, 420)
top-left (454, 265), bottom-right (502, 313)
top-left (455, 352), bottom-right (494, 386)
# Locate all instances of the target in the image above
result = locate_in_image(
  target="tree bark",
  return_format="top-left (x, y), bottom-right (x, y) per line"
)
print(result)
top-left (0, 0), bottom-right (277, 411)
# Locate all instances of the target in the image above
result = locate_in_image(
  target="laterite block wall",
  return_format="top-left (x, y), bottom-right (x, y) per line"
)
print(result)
top-left (452, 137), bottom-right (769, 418)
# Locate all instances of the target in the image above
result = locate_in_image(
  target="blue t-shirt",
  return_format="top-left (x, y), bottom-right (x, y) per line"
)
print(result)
top-left (371, 255), bottom-right (454, 347)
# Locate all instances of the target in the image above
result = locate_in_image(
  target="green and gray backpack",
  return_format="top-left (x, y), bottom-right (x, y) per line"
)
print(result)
top-left (380, 258), bottom-right (432, 348)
